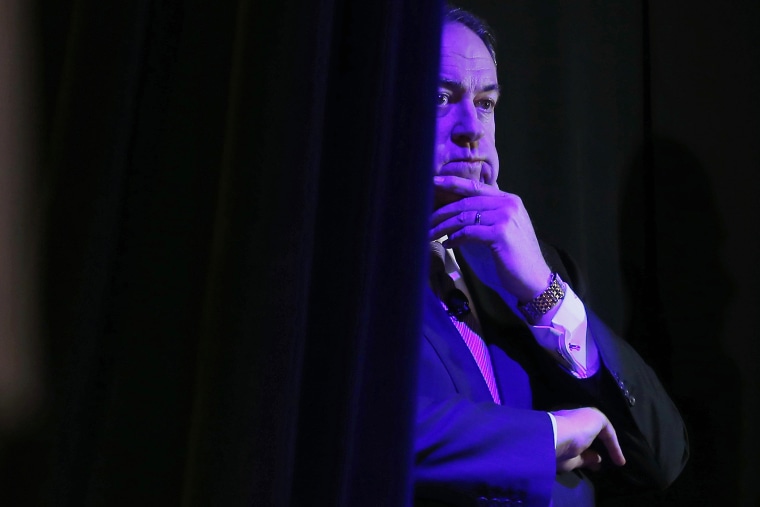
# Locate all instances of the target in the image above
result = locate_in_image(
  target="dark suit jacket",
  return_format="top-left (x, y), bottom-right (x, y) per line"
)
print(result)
top-left (413, 245), bottom-right (688, 507)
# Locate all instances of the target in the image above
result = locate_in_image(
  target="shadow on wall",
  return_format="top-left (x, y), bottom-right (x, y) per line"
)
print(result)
top-left (616, 137), bottom-right (741, 506)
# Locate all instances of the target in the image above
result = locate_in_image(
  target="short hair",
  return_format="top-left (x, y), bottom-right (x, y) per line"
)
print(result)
top-left (443, 3), bottom-right (497, 65)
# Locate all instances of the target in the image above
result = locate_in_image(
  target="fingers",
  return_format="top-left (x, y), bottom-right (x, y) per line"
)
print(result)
top-left (580, 449), bottom-right (603, 472)
top-left (432, 194), bottom-right (506, 220)
top-left (433, 175), bottom-right (503, 198)
top-left (437, 225), bottom-right (494, 250)
top-left (434, 209), bottom-right (484, 229)
top-left (557, 449), bottom-right (602, 474)
top-left (552, 407), bottom-right (626, 473)
top-left (597, 420), bottom-right (626, 466)
top-left (429, 176), bottom-right (524, 241)
top-left (430, 176), bottom-right (509, 223)
top-left (430, 194), bottom-right (521, 239)
top-left (428, 175), bottom-right (547, 299)
top-left (429, 209), bottom-right (490, 243)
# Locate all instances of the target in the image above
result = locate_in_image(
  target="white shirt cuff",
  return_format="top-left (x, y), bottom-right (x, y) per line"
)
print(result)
top-left (528, 282), bottom-right (599, 378)
top-left (547, 412), bottom-right (557, 449)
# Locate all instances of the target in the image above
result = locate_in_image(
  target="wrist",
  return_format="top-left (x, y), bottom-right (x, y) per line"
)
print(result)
top-left (518, 272), bottom-right (566, 324)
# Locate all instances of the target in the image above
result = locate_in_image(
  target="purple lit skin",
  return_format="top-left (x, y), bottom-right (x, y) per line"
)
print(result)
top-left (429, 21), bottom-right (553, 307)
top-left (433, 22), bottom-right (500, 209)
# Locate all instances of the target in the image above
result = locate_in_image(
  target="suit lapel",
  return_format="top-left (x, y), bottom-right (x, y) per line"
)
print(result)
top-left (455, 252), bottom-right (537, 409)
top-left (488, 343), bottom-right (533, 409)
top-left (421, 286), bottom-right (494, 404)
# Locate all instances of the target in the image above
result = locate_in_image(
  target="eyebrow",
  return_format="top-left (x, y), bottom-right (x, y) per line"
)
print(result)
top-left (439, 79), bottom-right (501, 95)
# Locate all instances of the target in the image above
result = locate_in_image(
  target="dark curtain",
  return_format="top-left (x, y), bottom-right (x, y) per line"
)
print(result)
top-left (10, 0), bottom-right (441, 505)
top-left (4, 0), bottom-right (758, 506)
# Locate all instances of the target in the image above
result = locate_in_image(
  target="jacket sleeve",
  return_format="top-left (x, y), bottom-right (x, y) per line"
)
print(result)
top-left (538, 243), bottom-right (689, 492)
top-left (585, 311), bottom-right (689, 493)
top-left (414, 245), bottom-right (689, 504)
top-left (414, 332), bottom-right (556, 507)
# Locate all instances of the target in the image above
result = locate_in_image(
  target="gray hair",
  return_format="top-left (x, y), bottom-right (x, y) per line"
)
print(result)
top-left (443, 4), bottom-right (497, 65)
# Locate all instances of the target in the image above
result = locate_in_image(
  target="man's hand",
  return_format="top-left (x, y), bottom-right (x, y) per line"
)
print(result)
top-left (430, 175), bottom-right (551, 302)
top-left (552, 407), bottom-right (626, 473)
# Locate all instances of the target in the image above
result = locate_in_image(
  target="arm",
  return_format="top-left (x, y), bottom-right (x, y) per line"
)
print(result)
top-left (414, 295), bottom-right (628, 505)
top-left (516, 286), bottom-right (688, 493)
top-left (529, 244), bottom-right (689, 490)
top-left (428, 175), bottom-right (688, 495)
top-left (413, 328), bottom-right (556, 506)
top-left (585, 311), bottom-right (689, 491)
top-left (414, 394), bottom-right (555, 506)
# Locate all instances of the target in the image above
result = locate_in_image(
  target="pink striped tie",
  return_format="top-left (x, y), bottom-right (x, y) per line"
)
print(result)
top-left (430, 242), bottom-right (501, 404)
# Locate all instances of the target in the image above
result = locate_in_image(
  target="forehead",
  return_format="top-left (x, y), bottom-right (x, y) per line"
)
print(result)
top-left (439, 22), bottom-right (497, 85)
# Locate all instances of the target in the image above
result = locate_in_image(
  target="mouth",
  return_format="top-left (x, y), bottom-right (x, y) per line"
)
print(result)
top-left (447, 157), bottom-right (485, 164)
top-left (441, 159), bottom-right (489, 182)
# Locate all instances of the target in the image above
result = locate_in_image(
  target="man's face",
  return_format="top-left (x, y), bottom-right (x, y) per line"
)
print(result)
top-left (434, 22), bottom-right (500, 201)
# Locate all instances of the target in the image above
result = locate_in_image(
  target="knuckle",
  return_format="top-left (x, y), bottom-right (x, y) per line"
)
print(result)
top-left (493, 222), bottom-right (508, 236)
top-left (504, 197), bottom-right (520, 213)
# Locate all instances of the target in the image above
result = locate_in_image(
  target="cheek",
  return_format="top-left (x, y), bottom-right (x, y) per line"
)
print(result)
top-left (486, 122), bottom-right (497, 142)
top-left (487, 153), bottom-right (499, 185)
top-left (488, 159), bottom-right (499, 185)
top-left (433, 123), bottom-right (452, 171)
top-left (435, 116), bottom-right (452, 144)
top-left (485, 131), bottom-right (499, 184)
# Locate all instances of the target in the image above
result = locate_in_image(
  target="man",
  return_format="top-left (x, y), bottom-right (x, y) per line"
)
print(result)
top-left (414, 6), bottom-right (688, 506)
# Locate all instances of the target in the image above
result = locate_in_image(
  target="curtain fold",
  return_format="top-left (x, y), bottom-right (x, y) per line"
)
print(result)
top-left (33, 0), bottom-right (441, 505)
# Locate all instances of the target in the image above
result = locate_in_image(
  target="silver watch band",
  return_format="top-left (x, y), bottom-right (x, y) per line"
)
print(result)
top-left (518, 272), bottom-right (566, 323)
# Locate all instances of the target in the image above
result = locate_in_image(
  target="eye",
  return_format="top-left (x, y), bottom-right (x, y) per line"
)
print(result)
top-left (477, 98), bottom-right (497, 112)
top-left (436, 93), bottom-right (450, 106)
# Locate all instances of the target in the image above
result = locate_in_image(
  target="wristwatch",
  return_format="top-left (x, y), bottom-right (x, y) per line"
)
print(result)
top-left (518, 272), bottom-right (565, 323)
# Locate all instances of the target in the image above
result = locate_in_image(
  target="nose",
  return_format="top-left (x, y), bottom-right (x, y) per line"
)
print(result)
top-left (451, 101), bottom-right (485, 149)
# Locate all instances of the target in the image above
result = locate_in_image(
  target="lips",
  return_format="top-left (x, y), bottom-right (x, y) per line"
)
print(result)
top-left (441, 159), bottom-right (489, 182)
